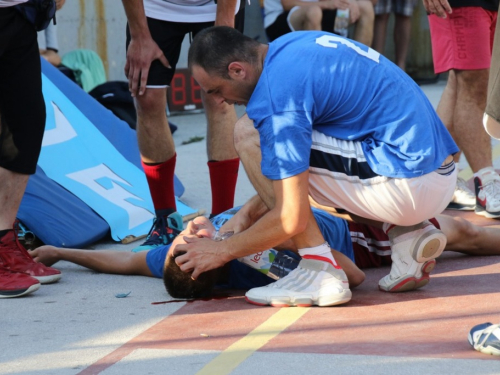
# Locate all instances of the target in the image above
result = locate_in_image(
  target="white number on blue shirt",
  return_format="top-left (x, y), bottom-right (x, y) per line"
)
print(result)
top-left (315, 35), bottom-right (380, 63)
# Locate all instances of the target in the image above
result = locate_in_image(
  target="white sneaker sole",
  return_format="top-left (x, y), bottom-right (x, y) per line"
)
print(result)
top-left (245, 289), bottom-right (352, 307)
top-left (412, 227), bottom-right (446, 262)
top-left (0, 282), bottom-right (40, 298)
top-left (475, 206), bottom-right (500, 219)
top-left (380, 225), bottom-right (446, 293)
top-left (34, 273), bottom-right (62, 284)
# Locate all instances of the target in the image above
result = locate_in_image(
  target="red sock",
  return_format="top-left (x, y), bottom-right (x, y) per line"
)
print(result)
top-left (208, 158), bottom-right (239, 216)
top-left (142, 154), bottom-right (177, 212)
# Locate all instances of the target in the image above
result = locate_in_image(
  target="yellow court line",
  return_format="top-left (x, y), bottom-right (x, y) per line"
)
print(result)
top-left (457, 142), bottom-right (500, 181)
top-left (196, 307), bottom-right (310, 375)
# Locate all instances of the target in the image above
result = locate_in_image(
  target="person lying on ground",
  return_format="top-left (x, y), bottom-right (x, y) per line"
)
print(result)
top-left (30, 204), bottom-right (500, 304)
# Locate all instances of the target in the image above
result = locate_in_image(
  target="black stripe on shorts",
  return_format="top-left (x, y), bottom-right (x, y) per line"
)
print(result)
top-left (310, 148), bottom-right (379, 180)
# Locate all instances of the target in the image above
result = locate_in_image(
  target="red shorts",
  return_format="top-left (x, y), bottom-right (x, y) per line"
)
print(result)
top-left (429, 7), bottom-right (497, 74)
top-left (349, 218), bottom-right (441, 269)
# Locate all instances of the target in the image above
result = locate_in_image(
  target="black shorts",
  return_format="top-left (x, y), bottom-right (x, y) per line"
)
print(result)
top-left (126, 4), bottom-right (246, 86)
top-left (0, 7), bottom-right (46, 175)
top-left (265, 9), bottom-right (337, 42)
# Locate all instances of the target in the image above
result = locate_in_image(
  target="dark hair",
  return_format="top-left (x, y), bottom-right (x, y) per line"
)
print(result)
top-left (163, 252), bottom-right (220, 299)
top-left (188, 26), bottom-right (261, 79)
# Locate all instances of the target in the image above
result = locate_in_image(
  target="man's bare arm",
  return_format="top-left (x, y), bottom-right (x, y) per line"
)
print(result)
top-left (31, 246), bottom-right (153, 276)
top-left (215, 0), bottom-right (238, 27)
top-left (174, 170), bottom-right (316, 279)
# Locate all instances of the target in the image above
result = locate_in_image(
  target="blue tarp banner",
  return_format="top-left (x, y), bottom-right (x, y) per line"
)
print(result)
top-left (38, 75), bottom-right (155, 241)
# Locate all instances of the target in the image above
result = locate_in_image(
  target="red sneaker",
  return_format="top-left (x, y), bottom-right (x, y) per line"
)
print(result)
top-left (0, 267), bottom-right (40, 298)
top-left (0, 228), bottom-right (62, 284)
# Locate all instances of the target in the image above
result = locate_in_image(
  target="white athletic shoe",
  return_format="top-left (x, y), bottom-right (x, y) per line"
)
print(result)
top-left (468, 323), bottom-right (500, 356)
top-left (379, 221), bottom-right (446, 293)
top-left (245, 258), bottom-right (352, 307)
top-left (447, 177), bottom-right (476, 211)
top-left (474, 170), bottom-right (500, 218)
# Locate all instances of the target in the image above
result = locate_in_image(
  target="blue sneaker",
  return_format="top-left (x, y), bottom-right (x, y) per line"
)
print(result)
top-left (132, 211), bottom-right (183, 253)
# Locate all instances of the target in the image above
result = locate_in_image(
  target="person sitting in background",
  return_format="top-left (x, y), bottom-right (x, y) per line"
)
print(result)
top-left (264, 0), bottom-right (375, 46)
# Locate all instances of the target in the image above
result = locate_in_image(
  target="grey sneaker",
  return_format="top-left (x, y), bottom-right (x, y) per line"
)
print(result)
top-left (447, 177), bottom-right (475, 211)
top-left (245, 258), bottom-right (352, 307)
top-left (379, 221), bottom-right (446, 292)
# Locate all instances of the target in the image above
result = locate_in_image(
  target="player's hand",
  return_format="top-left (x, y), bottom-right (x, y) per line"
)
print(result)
top-left (30, 246), bottom-right (59, 267)
top-left (422, 0), bottom-right (452, 18)
top-left (173, 237), bottom-right (232, 280)
top-left (348, 0), bottom-right (360, 23)
top-left (124, 36), bottom-right (170, 97)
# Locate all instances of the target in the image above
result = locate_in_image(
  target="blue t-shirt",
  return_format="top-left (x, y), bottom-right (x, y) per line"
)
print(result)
top-left (245, 32), bottom-right (459, 180)
top-left (145, 206), bottom-right (353, 289)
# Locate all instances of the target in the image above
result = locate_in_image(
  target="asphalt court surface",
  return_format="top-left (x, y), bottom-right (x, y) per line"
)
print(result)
top-left (2, 81), bottom-right (500, 375)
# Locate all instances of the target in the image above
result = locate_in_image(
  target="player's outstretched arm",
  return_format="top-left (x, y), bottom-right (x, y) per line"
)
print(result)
top-left (437, 215), bottom-right (500, 256)
top-left (30, 246), bottom-right (153, 276)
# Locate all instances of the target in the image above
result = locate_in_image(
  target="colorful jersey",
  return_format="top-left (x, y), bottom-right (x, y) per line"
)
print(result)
top-left (245, 31), bottom-right (459, 181)
top-left (145, 206), bottom-right (354, 282)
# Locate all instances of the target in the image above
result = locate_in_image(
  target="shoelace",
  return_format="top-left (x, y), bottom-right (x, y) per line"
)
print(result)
top-left (142, 215), bottom-right (182, 246)
top-left (481, 176), bottom-right (500, 201)
top-left (4, 221), bottom-right (33, 261)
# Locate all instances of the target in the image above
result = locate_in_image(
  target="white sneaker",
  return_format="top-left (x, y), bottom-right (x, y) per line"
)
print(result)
top-left (379, 221), bottom-right (446, 293)
top-left (245, 258), bottom-right (352, 307)
top-left (474, 170), bottom-right (500, 218)
top-left (447, 177), bottom-right (475, 211)
top-left (468, 323), bottom-right (500, 356)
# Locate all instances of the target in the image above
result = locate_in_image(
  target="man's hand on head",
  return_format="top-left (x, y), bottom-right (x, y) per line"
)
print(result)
top-left (173, 237), bottom-right (233, 280)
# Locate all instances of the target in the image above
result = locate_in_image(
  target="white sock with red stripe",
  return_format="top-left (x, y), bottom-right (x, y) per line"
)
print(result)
top-left (298, 242), bottom-right (342, 269)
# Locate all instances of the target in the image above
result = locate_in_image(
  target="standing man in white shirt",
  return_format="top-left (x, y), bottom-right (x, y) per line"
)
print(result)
top-left (121, 0), bottom-right (245, 253)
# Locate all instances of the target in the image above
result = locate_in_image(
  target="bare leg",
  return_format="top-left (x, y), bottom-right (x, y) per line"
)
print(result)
top-left (437, 215), bottom-right (500, 255)
top-left (353, 0), bottom-right (375, 46)
top-left (394, 14), bottom-right (412, 70)
top-left (288, 5), bottom-right (323, 31)
top-left (372, 13), bottom-right (390, 53)
top-left (453, 69), bottom-right (491, 172)
top-left (203, 92), bottom-right (238, 161)
top-left (0, 167), bottom-right (29, 230)
top-left (30, 246), bottom-right (152, 276)
top-left (436, 72), bottom-right (461, 162)
top-left (135, 87), bottom-right (174, 163)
